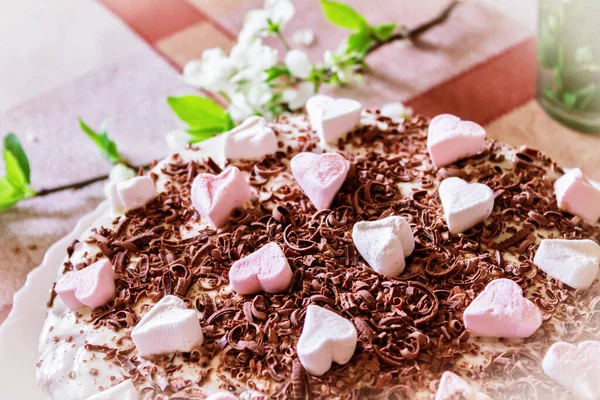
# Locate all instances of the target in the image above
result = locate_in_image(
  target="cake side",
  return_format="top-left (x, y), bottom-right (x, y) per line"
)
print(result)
top-left (37, 110), bottom-right (600, 400)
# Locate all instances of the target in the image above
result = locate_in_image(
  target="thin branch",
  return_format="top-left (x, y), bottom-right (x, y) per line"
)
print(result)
top-left (366, 0), bottom-right (461, 56)
top-left (275, 30), bottom-right (291, 51)
top-left (35, 163), bottom-right (152, 198)
top-left (13, 1), bottom-right (461, 204)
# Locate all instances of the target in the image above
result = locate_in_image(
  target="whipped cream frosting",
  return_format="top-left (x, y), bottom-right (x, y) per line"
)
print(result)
top-left (36, 111), bottom-right (600, 400)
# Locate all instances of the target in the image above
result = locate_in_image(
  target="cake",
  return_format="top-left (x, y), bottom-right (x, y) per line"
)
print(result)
top-left (36, 96), bottom-right (600, 400)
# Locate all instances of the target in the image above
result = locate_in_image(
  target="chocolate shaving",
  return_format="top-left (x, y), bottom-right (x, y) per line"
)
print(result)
top-left (45, 111), bottom-right (600, 400)
top-left (492, 226), bottom-right (533, 250)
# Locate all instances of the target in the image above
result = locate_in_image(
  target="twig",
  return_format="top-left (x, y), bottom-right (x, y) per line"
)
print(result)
top-left (35, 163), bottom-right (152, 198)
top-left (366, 0), bottom-right (461, 56)
top-left (275, 30), bottom-right (291, 51)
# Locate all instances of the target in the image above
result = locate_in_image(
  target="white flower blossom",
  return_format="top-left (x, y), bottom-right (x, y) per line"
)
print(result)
top-left (166, 130), bottom-right (193, 150)
top-left (182, 39), bottom-right (279, 123)
top-left (323, 50), bottom-right (335, 68)
top-left (228, 82), bottom-right (274, 121)
top-left (380, 102), bottom-right (414, 123)
top-left (109, 163), bottom-right (136, 183)
top-left (238, 0), bottom-right (295, 43)
top-left (230, 40), bottom-right (278, 83)
top-left (229, 93), bottom-right (255, 122)
top-left (283, 82), bottom-right (314, 110)
top-left (103, 163), bottom-right (136, 199)
top-left (322, 50), bottom-right (362, 85)
top-left (265, 0), bottom-right (295, 24)
top-left (292, 29), bottom-right (315, 47)
top-left (182, 48), bottom-right (235, 92)
top-left (226, 40), bottom-right (278, 120)
top-left (284, 49), bottom-right (311, 79)
top-left (239, 10), bottom-right (269, 44)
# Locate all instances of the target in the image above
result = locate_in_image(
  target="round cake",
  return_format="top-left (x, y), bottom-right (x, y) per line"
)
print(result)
top-left (36, 98), bottom-right (600, 400)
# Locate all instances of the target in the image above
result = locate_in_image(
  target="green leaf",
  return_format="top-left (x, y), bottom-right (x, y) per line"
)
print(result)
top-left (224, 112), bottom-right (235, 131)
top-left (371, 23), bottom-right (396, 41)
top-left (561, 84), bottom-right (598, 110)
top-left (562, 91), bottom-right (578, 108)
top-left (3, 134), bottom-right (31, 184)
top-left (0, 178), bottom-right (24, 212)
top-left (347, 31), bottom-right (373, 55)
top-left (167, 96), bottom-right (232, 141)
top-left (264, 66), bottom-right (291, 82)
top-left (186, 112), bottom-right (235, 143)
top-left (187, 128), bottom-right (219, 144)
top-left (267, 19), bottom-right (281, 34)
top-left (543, 87), bottom-right (559, 102)
top-left (3, 149), bottom-right (28, 188)
top-left (320, 0), bottom-right (369, 32)
top-left (0, 133), bottom-right (36, 211)
top-left (78, 118), bottom-right (121, 164)
top-left (574, 84), bottom-right (597, 109)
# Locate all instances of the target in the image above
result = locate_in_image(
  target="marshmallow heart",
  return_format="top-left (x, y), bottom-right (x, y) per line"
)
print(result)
top-left (223, 116), bottom-right (278, 161)
top-left (463, 279), bottom-right (542, 338)
top-left (297, 305), bottom-right (357, 376)
top-left (352, 216), bottom-right (415, 277)
top-left (109, 176), bottom-right (157, 212)
top-left (290, 152), bottom-right (350, 210)
top-left (55, 259), bottom-right (115, 310)
top-left (205, 392), bottom-right (238, 400)
top-left (306, 94), bottom-right (362, 144)
top-left (439, 177), bottom-right (494, 234)
top-left (554, 168), bottom-right (600, 223)
top-left (131, 295), bottom-right (203, 357)
top-left (533, 239), bottom-right (600, 290)
top-left (427, 114), bottom-right (486, 168)
top-left (191, 166), bottom-right (252, 228)
top-left (229, 242), bottom-right (293, 295)
top-left (434, 372), bottom-right (491, 400)
top-left (86, 379), bottom-right (138, 400)
top-left (542, 341), bottom-right (600, 400)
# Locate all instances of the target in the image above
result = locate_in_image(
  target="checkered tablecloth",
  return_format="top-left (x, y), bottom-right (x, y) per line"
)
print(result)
top-left (1, 0), bottom-right (599, 324)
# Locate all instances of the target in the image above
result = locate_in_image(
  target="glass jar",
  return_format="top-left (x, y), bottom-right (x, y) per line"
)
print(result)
top-left (537, 0), bottom-right (600, 132)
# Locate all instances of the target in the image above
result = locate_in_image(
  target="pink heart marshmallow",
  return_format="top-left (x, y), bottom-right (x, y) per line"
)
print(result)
top-left (542, 341), bottom-right (600, 400)
top-left (191, 166), bottom-right (251, 228)
top-left (290, 152), bottom-right (350, 210)
top-left (554, 168), bottom-right (600, 223)
top-left (131, 295), bottom-right (204, 357)
top-left (297, 305), bottom-right (358, 376)
top-left (427, 114), bottom-right (486, 168)
top-left (306, 94), bottom-right (363, 144)
top-left (229, 242), bottom-right (293, 295)
top-left (55, 259), bottom-right (115, 310)
top-left (435, 371), bottom-right (491, 400)
top-left (463, 278), bottom-right (542, 338)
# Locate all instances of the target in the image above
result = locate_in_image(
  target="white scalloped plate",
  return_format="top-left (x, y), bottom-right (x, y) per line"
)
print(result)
top-left (0, 201), bottom-right (109, 399)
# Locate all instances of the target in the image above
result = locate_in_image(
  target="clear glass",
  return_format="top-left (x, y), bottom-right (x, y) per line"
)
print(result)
top-left (537, 0), bottom-right (600, 132)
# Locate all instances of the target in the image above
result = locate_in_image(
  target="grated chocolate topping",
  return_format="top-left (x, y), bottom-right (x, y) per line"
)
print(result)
top-left (43, 112), bottom-right (600, 400)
